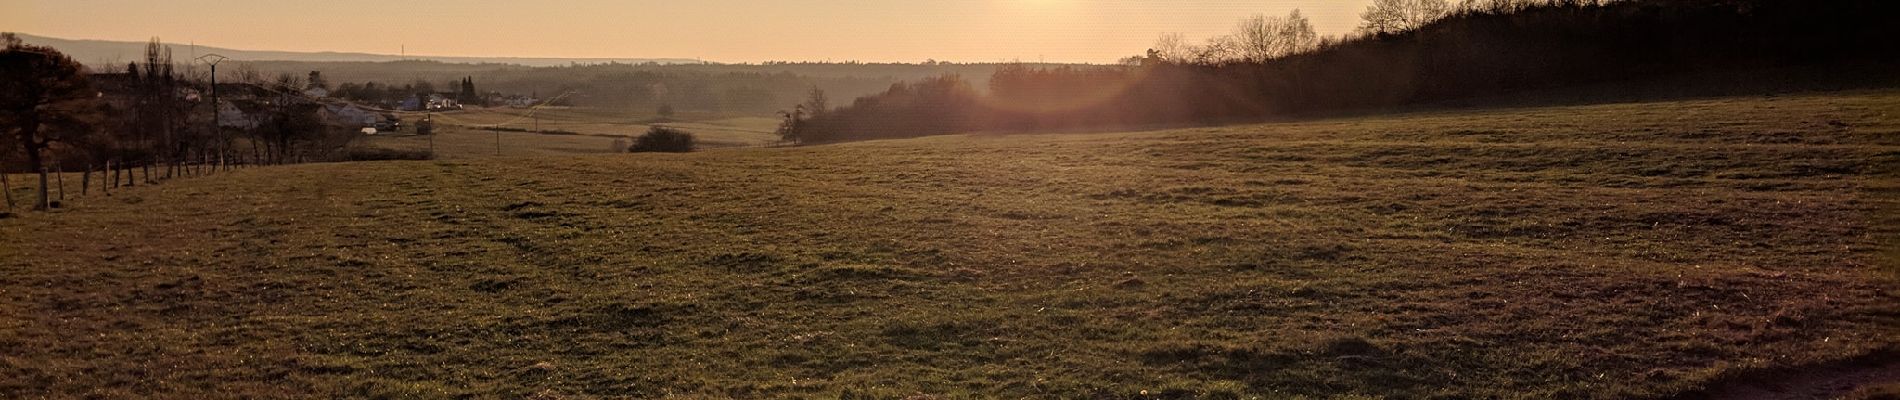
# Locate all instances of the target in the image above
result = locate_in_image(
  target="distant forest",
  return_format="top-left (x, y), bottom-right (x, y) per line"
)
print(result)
top-left (781, 0), bottom-right (1900, 144)
top-left (223, 61), bottom-right (1062, 116)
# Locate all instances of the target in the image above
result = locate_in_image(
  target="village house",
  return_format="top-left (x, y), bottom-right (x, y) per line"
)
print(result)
top-left (319, 104), bottom-right (379, 128)
top-left (426, 94), bottom-right (461, 110)
top-left (217, 101), bottom-right (264, 130)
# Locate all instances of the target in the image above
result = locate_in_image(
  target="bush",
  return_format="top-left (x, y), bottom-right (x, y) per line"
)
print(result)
top-left (629, 127), bottom-right (695, 153)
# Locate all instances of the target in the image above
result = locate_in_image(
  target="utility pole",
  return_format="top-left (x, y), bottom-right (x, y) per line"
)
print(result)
top-left (196, 54), bottom-right (227, 169)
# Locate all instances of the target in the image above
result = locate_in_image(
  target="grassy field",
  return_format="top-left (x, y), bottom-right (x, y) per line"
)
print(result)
top-left (2, 91), bottom-right (1897, 399)
top-left (418, 107), bottom-right (783, 148)
top-left (360, 124), bottom-right (630, 160)
top-left (356, 111), bottom-right (782, 160)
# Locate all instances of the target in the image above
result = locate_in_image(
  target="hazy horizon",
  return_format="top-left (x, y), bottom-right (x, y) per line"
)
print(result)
top-left (2, 0), bottom-right (1373, 64)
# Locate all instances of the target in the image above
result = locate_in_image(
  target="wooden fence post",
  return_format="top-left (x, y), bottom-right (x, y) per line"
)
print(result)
top-left (55, 161), bottom-right (66, 202)
top-left (1, 170), bottom-right (14, 212)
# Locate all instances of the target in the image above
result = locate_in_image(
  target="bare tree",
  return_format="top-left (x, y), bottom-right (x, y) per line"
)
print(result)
top-left (1150, 33), bottom-right (1198, 63)
top-left (1227, 9), bottom-right (1320, 63)
top-left (1361, 0), bottom-right (1452, 36)
top-left (802, 86), bottom-right (829, 118)
top-left (1232, 14), bottom-right (1285, 63)
top-left (1196, 35), bottom-right (1239, 65)
top-left (1279, 10), bottom-right (1319, 56)
top-left (230, 62), bottom-right (262, 85)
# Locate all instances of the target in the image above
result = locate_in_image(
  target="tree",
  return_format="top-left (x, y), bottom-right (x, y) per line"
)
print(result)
top-left (410, 79), bottom-right (437, 96)
top-left (802, 87), bottom-right (829, 117)
top-left (0, 32), bottom-right (98, 210)
top-left (457, 76), bottom-right (480, 105)
top-left (231, 62), bottom-right (262, 84)
top-left (125, 37), bottom-right (204, 180)
top-left (1150, 33), bottom-right (1198, 63)
top-left (1279, 10), bottom-right (1319, 56)
top-left (656, 103), bottom-right (675, 118)
top-left (775, 106), bottom-right (805, 145)
top-left (1459, 0), bottom-right (1534, 14)
top-left (1232, 14), bottom-right (1285, 63)
top-left (1361, 0), bottom-right (1452, 36)
top-left (306, 70), bottom-right (329, 91)
top-left (1196, 35), bottom-right (1239, 65)
top-left (628, 126), bottom-right (694, 153)
top-left (255, 73), bottom-right (322, 164)
top-left (1228, 10), bottom-right (1320, 63)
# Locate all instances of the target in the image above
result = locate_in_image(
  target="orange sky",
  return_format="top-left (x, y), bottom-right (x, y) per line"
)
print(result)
top-left (2, 0), bottom-right (1373, 64)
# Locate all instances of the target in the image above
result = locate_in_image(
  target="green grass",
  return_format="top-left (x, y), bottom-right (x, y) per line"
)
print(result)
top-left (2, 91), bottom-right (1898, 399)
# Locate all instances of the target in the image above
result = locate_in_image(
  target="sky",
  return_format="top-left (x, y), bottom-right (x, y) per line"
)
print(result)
top-left (1, 0), bottom-right (1374, 64)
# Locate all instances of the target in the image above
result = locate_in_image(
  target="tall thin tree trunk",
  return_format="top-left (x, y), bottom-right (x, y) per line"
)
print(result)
top-left (82, 164), bottom-right (92, 196)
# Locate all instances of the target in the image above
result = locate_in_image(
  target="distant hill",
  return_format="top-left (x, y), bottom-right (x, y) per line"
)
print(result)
top-left (12, 33), bottom-right (706, 67)
top-left (5, 33), bottom-right (1086, 117)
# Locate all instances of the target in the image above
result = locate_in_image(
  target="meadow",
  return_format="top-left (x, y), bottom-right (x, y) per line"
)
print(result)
top-left (344, 107), bottom-right (783, 161)
top-left (1, 91), bottom-right (1896, 399)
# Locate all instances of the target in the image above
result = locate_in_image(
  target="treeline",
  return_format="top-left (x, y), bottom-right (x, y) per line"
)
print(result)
top-left (781, 0), bottom-right (1900, 144)
top-left (324, 75), bottom-right (490, 109)
top-left (2, 35), bottom-right (372, 212)
top-left (231, 60), bottom-right (1066, 115)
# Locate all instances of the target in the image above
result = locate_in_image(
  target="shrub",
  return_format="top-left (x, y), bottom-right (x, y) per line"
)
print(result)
top-left (629, 127), bottom-right (695, 153)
